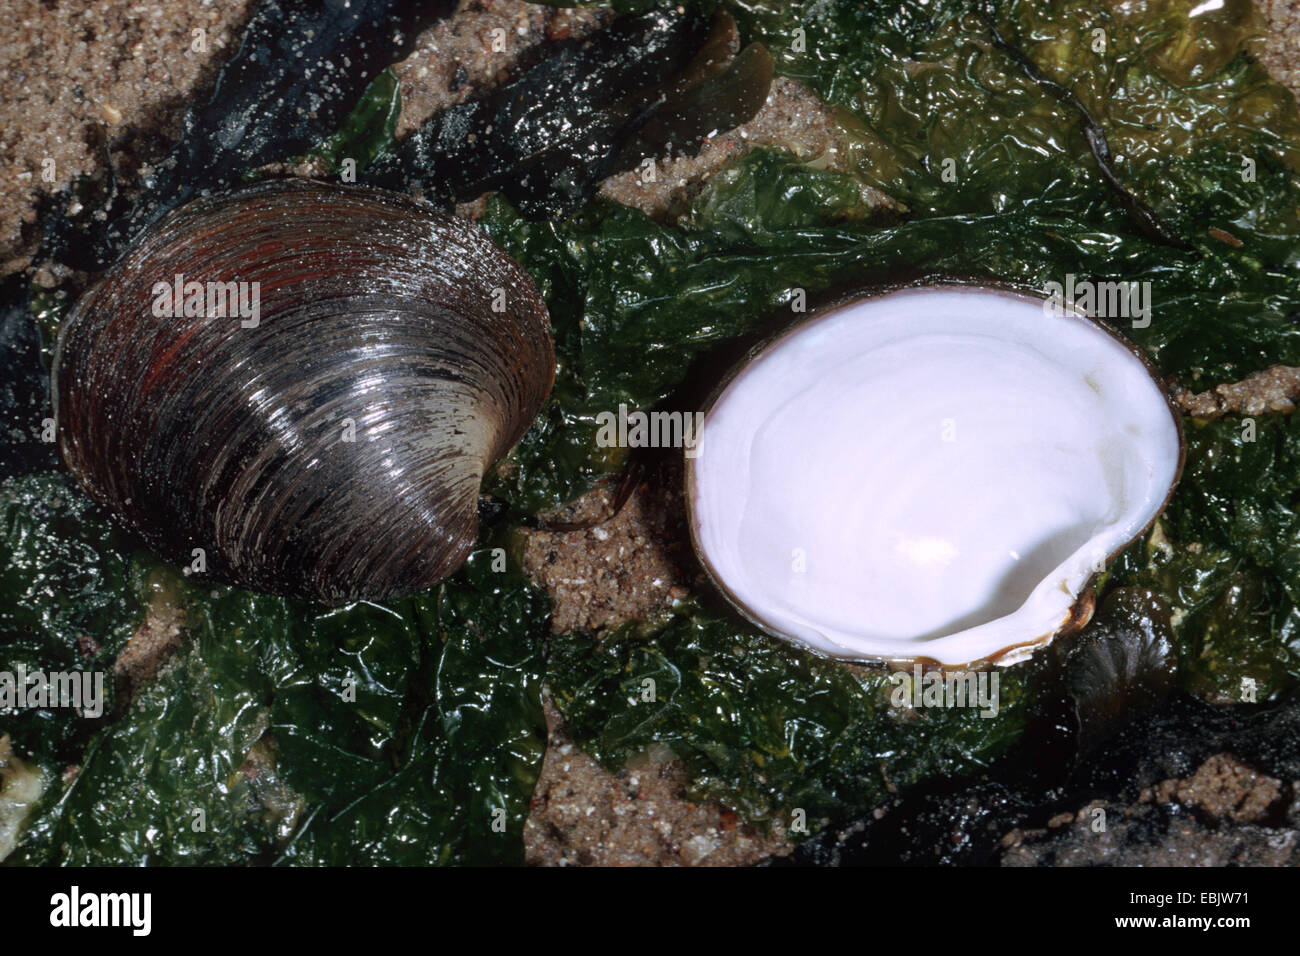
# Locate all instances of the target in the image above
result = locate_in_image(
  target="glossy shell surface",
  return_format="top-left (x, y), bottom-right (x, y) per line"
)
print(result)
top-left (54, 180), bottom-right (553, 603)
top-left (686, 284), bottom-right (1183, 667)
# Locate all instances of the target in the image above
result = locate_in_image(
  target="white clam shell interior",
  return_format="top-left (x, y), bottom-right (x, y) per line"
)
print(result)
top-left (688, 286), bottom-right (1182, 666)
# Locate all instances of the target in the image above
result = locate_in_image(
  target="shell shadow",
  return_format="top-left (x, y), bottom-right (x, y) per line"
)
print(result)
top-left (907, 517), bottom-right (1100, 642)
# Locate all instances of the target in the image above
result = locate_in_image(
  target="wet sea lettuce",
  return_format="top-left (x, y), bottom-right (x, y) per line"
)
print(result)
top-left (6, 0), bottom-right (1300, 864)
top-left (1111, 414), bottom-right (1300, 704)
top-left (488, 0), bottom-right (1300, 821)
top-left (547, 600), bottom-right (1043, 828)
top-left (0, 474), bottom-right (140, 770)
top-left (3, 473), bottom-right (548, 865)
top-left (307, 67), bottom-right (404, 177)
top-left (489, 0), bottom-right (1300, 515)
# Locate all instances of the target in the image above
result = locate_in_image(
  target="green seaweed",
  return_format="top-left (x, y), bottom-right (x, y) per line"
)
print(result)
top-left (474, 0), bottom-right (1300, 510)
top-left (4, 483), bottom-right (549, 865)
top-left (0, 473), bottom-right (144, 767)
top-left (1111, 415), bottom-right (1300, 703)
top-left (269, 548), bottom-right (549, 866)
top-left (547, 599), bottom-right (1042, 827)
top-left (489, 0), bottom-right (1300, 829)
top-left (7, 0), bottom-right (1300, 863)
top-left (301, 67), bottom-right (403, 175)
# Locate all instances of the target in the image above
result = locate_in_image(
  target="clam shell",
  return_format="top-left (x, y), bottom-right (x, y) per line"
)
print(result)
top-left (685, 283), bottom-right (1184, 668)
top-left (53, 180), bottom-right (553, 603)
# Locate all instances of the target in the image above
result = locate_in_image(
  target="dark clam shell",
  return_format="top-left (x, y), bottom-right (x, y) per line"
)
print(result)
top-left (53, 179), bottom-right (553, 603)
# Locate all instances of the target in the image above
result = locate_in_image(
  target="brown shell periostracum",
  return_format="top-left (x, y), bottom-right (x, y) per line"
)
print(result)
top-left (52, 179), bottom-right (554, 603)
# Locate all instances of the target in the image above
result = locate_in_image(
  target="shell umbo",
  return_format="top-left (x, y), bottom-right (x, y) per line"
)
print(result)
top-left (53, 179), bottom-right (553, 603)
